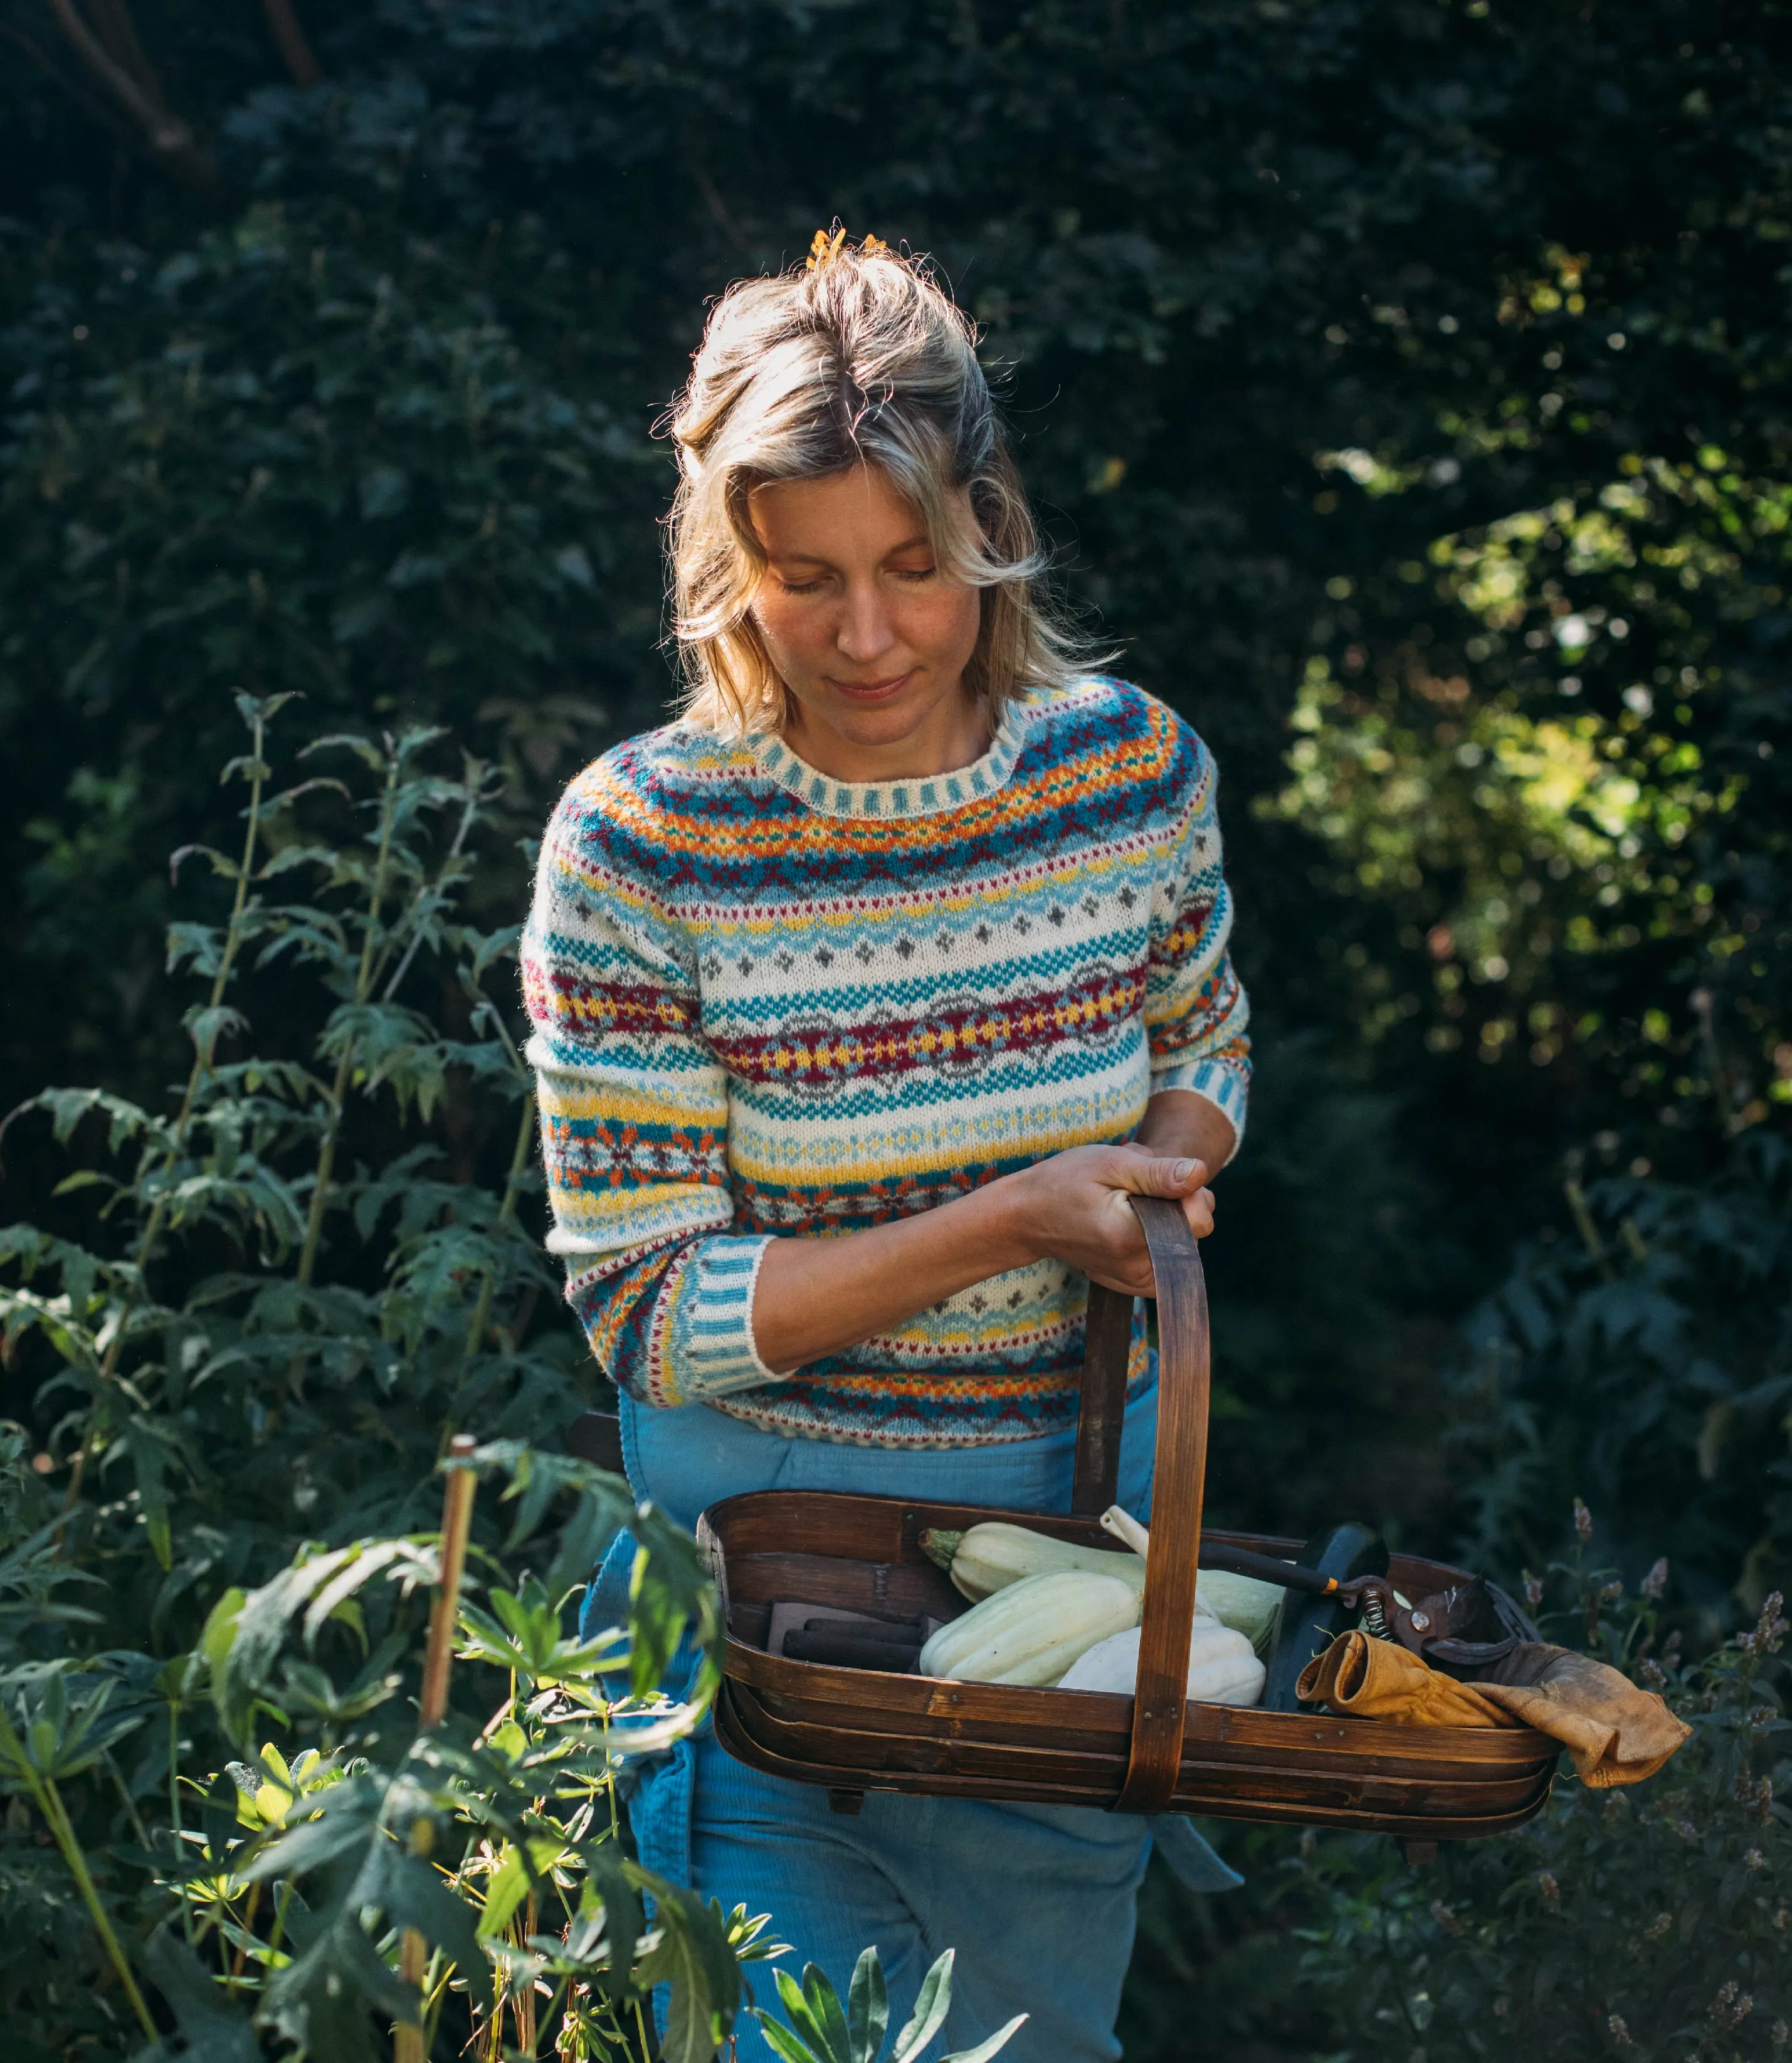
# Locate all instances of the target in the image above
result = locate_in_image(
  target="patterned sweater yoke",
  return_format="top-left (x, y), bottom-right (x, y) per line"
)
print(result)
top-left (523, 677), bottom-right (1251, 1448)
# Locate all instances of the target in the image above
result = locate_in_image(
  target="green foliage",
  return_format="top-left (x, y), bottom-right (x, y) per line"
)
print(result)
top-left (1, 190), bottom-right (654, 1092)
top-left (1278, 417), bottom-right (1792, 1129)
top-left (1300, 1568), bottom-right (1791, 2060)
top-left (1122, 1536), bottom-right (1791, 2063)
top-left (0, 695), bottom-right (762, 2056)
top-left (754, 1947), bottom-right (1024, 2063)
top-left (1448, 1145), bottom-right (1792, 1623)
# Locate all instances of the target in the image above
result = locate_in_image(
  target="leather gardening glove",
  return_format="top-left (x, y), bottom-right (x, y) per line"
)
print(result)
top-left (1299, 1633), bottom-right (1694, 1788)
top-left (1296, 1630), bottom-right (1519, 1729)
top-left (1472, 1647), bottom-right (1692, 1787)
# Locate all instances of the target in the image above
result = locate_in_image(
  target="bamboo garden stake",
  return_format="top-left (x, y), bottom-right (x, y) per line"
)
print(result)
top-left (396, 1433), bottom-right (479, 2063)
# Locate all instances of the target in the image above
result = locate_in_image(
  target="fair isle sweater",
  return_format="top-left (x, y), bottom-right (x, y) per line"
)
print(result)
top-left (522, 676), bottom-right (1250, 1448)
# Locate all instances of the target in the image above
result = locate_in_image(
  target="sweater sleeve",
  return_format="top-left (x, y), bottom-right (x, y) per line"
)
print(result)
top-left (522, 771), bottom-right (776, 1408)
top-left (1146, 732), bottom-right (1252, 1156)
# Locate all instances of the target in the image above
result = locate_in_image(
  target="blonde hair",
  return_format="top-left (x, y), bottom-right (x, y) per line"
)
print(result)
top-left (665, 235), bottom-right (1092, 736)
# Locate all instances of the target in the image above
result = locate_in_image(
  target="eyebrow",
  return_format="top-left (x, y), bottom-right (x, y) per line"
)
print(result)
top-left (769, 534), bottom-right (936, 566)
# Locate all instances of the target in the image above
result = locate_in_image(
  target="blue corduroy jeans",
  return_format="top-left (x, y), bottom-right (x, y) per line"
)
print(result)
top-left (581, 1374), bottom-right (1239, 2062)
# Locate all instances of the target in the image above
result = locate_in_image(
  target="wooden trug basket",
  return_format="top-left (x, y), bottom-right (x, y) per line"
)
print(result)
top-left (697, 1199), bottom-right (1556, 1840)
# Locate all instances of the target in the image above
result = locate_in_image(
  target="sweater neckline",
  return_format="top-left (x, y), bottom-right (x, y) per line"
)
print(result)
top-left (749, 695), bottom-right (1036, 820)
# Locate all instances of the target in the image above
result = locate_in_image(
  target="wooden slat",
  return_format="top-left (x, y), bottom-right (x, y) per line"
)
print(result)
top-left (734, 1669), bottom-right (1556, 1788)
top-left (1072, 1280), bottom-right (1134, 1514)
top-left (729, 1697), bottom-right (1553, 1815)
top-left (724, 1550), bottom-right (961, 1623)
top-left (1117, 1199), bottom-right (1209, 1812)
top-left (715, 1687), bottom-right (1554, 1839)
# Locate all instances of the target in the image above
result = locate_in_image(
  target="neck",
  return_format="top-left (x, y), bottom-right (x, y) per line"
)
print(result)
top-left (781, 684), bottom-right (993, 787)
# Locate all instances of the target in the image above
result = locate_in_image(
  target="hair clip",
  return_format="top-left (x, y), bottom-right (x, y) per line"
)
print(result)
top-left (806, 226), bottom-right (889, 271)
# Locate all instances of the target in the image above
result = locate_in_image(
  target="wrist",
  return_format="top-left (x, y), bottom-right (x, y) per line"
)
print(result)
top-left (966, 1166), bottom-right (1043, 1275)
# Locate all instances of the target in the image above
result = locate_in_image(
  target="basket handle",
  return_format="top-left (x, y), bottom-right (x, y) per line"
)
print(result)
top-left (1070, 1273), bottom-right (1135, 1516)
top-left (1073, 1196), bottom-right (1210, 1816)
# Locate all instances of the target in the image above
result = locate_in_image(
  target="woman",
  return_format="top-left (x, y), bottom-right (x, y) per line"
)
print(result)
top-left (523, 233), bottom-right (1250, 2060)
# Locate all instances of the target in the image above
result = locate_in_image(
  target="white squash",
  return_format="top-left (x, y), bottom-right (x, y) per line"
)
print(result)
top-left (1056, 1618), bottom-right (1267, 1706)
top-left (925, 1519), bottom-right (1285, 1652)
top-left (922, 1522), bottom-right (1145, 1600)
top-left (917, 1570), bottom-right (1142, 1687)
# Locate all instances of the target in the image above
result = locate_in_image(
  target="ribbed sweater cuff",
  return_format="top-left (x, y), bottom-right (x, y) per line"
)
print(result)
top-left (643, 1234), bottom-right (778, 1407)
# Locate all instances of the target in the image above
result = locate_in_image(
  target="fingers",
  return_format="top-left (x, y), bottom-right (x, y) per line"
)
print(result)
top-left (1109, 1150), bottom-right (1210, 1198)
top-left (1088, 1269), bottom-right (1157, 1297)
top-left (1110, 1179), bottom-right (1215, 1253)
top-left (1020, 1143), bottom-right (1217, 1294)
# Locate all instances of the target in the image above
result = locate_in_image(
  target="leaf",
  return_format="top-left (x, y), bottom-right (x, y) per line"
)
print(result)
top-left (477, 1838), bottom-right (572, 1940)
top-left (0, 1667), bottom-right (147, 1785)
top-left (233, 689), bottom-right (300, 730)
top-left (759, 1965), bottom-right (840, 2062)
top-left (802, 1962), bottom-right (852, 2063)
top-left (941, 2017), bottom-right (1027, 2063)
top-left (317, 1002), bottom-right (448, 1119)
top-left (632, 1872), bottom-right (739, 2063)
top-left (50, 1169), bottom-right (113, 1198)
top-left (478, 1842), bottom-right (531, 1938)
top-left (184, 1005), bottom-right (250, 1070)
top-left (377, 1844), bottom-right (486, 1980)
top-left (199, 1589), bottom-right (246, 1686)
top-left (301, 732), bottom-right (387, 772)
top-left (140, 1924), bottom-right (260, 2063)
top-left (119, 1415), bottom-right (177, 1573)
top-left (752, 2013), bottom-right (826, 2063)
top-left (213, 1541), bottom-right (436, 1743)
top-left (237, 1772), bottom-right (384, 1886)
top-left (891, 1950), bottom-right (955, 2063)
top-left (847, 1946), bottom-right (889, 2063)
top-left (579, 1845), bottom-right (645, 1992)
top-left (169, 844), bottom-right (240, 885)
top-left (260, 1882), bottom-right (404, 2063)
top-left (18, 1086), bottom-right (157, 1153)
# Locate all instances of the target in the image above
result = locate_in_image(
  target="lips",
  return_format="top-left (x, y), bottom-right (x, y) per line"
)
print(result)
top-left (826, 670), bottom-right (914, 704)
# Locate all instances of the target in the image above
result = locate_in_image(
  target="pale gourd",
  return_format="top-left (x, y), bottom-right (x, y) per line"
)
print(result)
top-left (922, 1522), bottom-right (1142, 1599)
top-left (1056, 1618), bottom-right (1267, 1706)
top-left (923, 1520), bottom-right (1285, 1652)
top-left (917, 1570), bottom-right (1142, 1687)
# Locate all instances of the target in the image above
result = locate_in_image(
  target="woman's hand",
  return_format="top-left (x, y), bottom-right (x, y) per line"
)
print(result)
top-left (1001, 1142), bottom-right (1215, 1296)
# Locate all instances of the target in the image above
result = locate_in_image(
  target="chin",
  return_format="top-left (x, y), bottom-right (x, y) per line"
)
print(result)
top-left (816, 691), bottom-right (941, 747)
top-left (834, 703), bottom-right (934, 743)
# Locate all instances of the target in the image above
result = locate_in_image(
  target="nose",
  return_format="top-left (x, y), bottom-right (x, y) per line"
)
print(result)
top-left (835, 578), bottom-right (899, 668)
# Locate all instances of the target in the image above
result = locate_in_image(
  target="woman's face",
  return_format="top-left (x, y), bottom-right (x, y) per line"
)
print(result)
top-left (747, 463), bottom-right (986, 782)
